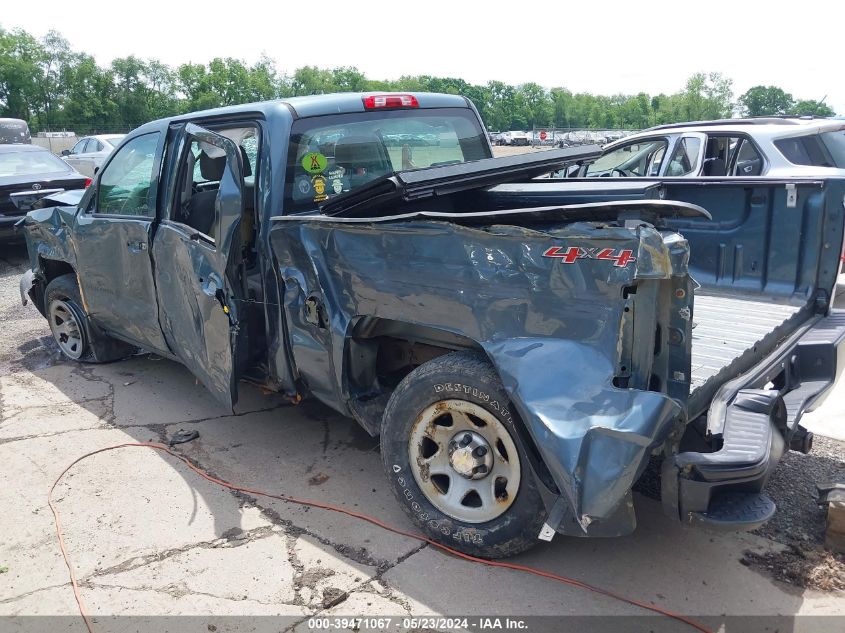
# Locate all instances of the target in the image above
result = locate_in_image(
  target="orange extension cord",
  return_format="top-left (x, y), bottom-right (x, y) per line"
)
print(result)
top-left (48, 442), bottom-right (714, 633)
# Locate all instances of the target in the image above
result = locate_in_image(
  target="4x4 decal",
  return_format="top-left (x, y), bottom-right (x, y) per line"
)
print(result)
top-left (543, 246), bottom-right (636, 268)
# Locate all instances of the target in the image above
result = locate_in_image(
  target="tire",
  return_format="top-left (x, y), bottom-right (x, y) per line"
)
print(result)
top-left (380, 351), bottom-right (546, 558)
top-left (44, 273), bottom-right (135, 363)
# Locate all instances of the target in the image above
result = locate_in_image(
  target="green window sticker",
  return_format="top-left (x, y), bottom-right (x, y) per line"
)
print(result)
top-left (301, 152), bottom-right (328, 174)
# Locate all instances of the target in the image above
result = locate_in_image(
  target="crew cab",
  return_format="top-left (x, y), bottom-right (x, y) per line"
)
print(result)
top-left (18, 93), bottom-right (845, 559)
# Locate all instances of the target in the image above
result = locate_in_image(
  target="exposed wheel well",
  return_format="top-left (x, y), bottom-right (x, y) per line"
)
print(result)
top-left (345, 318), bottom-right (559, 494)
top-left (40, 258), bottom-right (75, 286)
top-left (28, 259), bottom-right (76, 316)
top-left (347, 317), bottom-right (481, 396)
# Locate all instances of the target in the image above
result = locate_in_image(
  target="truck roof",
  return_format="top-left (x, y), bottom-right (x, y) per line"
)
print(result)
top-left (134, 92), bottom-right (473, 133)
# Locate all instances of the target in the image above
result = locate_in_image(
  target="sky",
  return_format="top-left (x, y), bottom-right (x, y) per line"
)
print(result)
top-left (4, 0), bottom-right (843, 115)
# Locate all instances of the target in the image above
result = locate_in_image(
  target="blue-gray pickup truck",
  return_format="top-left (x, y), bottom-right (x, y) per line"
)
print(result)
top-left (17, 92), bottom-right (845, 558)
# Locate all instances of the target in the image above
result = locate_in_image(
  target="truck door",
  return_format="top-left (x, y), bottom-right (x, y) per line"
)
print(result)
top-left (73, 131), bottom-right (171, 353)
top-left (151, 123), bottom-right (246, 408)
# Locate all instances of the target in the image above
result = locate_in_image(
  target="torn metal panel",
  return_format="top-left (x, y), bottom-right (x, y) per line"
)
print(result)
top-left (483, 337), bottom-right (682, 532)
top-left (19, 204), bottom-right (80, 271)
top-left (269, 210), bottom-right (689, 532)
top-left (318, 145), bottom-right (604, 218)
top-left (273, 199), bottom-right (711, 227)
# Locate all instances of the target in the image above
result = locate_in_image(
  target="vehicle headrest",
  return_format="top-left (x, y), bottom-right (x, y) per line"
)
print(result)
top-left (199, 151), bottom-right (226, 181)
top-left (198, 147), bottom-right (251, 181)
top-left (333, 135), bottom-right (389, 168)
top-left (705, 137), bottom-right (721, 159)
top-left (239, 146), bottom-right (252, 178)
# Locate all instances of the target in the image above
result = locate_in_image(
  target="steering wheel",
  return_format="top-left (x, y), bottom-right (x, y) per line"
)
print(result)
top-left (599, 169), bottom-right (629, 178)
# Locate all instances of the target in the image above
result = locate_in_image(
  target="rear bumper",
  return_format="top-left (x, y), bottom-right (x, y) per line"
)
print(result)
top-left (664, 310), bottom-right (845, 530)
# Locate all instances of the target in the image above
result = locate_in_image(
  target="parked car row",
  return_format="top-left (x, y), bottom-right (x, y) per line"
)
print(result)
top-left (1, 132), bottom-right (124, 242)
top-left (0, 145), bottom-right (91, 242)
top-left (60, 134), bottom-right (125, 177)
top-left (489, 129), bottom-right (634, 148)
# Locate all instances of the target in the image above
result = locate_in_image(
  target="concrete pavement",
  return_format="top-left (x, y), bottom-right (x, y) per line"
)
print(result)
top-left (1, 244), bottom-right (843, 632)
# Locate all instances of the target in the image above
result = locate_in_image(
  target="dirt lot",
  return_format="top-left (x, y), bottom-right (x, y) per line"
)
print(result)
top-left (1, 242), bottom-right (844, 632)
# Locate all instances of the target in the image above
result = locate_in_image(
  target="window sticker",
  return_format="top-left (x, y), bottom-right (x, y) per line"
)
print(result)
top-left (297, 177), bottom-right (312, 195)
top-left (312, 175), bottom-right (328, 202)
top-left (302, 152), bottom-right (328, 174)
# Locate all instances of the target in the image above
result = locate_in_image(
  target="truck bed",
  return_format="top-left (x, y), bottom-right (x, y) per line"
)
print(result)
top-left (690, 294), bottom-right (806, 398)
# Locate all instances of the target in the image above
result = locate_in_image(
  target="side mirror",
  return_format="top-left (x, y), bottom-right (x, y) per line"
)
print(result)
top-left (61, 149), bottom-right (71, 156)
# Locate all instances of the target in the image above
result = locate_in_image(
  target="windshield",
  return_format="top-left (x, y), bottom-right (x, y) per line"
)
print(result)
top-left (0, 149), bottom-right (70, 177)
top-left (585, 139), bottom-right (668, 176)
top-left (285, 107), bottom-right (490, 212)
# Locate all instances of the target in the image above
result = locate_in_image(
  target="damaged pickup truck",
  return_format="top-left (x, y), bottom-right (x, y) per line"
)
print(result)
top-left (18, 92), bottom-right (845, 558)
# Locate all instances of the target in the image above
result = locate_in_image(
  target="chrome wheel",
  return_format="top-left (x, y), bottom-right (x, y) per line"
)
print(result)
top-left (48, 299), bottom-right (85, 360)
top-left (409, 399), bottom-right (521, 523)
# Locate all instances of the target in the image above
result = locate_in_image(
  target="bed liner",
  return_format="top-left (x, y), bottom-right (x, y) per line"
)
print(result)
top-left (690, 293), bottom-right (809, 405)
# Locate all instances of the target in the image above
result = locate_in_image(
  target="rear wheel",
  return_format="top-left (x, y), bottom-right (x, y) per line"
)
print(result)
top-left (44, 274), bottom-right (135, 363)
top-left (380, 351), bottom-right (546, 558)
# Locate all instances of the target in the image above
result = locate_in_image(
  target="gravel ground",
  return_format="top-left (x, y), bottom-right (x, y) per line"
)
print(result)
top-left (634, 434), bottom-right (845, 590)
top-left (0, 244), bottom-right (49, 375)
top-left (745, 435), bottom-right (845, 590)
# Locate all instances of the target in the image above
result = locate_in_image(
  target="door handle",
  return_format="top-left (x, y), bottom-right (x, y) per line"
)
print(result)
top-left (127, 240), bottom-right (147, 252)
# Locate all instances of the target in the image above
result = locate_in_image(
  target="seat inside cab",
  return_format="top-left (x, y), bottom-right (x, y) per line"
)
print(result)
top-left (172, 125), bottom-right (266, 370)
top-left (175, 126), bottom-right (257, 261)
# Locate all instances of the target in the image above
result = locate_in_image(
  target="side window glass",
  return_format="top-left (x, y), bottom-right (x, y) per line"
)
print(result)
top-left (733, 140), bottom-right (764, 176)
top-left (585, 140), bottom-right (667, 177)
top-left (97, 133), bottom-right (160, 217)
top-left (647, 145), bottom-right (666, 176)
top-left (665, 137), bottom-right (702, 177)
top-left (91, 140), bottom-right (104, 152)
top-left (71, 140), bottom-right (87, 154)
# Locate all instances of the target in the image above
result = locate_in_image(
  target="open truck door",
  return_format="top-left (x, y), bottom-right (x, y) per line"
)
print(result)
top-left (152, 123), bottom-right (246, 409)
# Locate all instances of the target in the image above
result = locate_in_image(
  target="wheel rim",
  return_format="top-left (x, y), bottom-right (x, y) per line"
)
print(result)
top-left (408, 399), bottom-right (521, 524)
top-left (48, 299), bottom-right (84, 360)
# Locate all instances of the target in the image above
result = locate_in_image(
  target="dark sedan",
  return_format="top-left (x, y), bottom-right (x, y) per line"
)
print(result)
top-left (0, 144), bottom-right (90, 242)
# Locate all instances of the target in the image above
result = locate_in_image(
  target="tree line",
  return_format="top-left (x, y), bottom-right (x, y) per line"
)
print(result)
top-left (0, 26), bottom-right (836, 136)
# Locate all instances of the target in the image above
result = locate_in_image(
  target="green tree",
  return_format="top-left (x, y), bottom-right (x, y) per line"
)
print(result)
top-left (679, 72), bottom-right (734, 120)
top-left (0, 27), bottom-right (44, 121)
top-left (739, 85), bottom-right (794, 116)
top-left (2, 24), bottom-right (841, 136)
top-left (516, 83), bottom-right (552, 129)
top-left (790, 99), bottom-right (835, 117)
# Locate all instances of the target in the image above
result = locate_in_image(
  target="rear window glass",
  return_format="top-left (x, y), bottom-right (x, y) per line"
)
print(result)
top-left (820, 130), bottom-right (845, 168)
top-left (774, 131), bottom-right (845, 168)
top-left (0, 119), bottom-right (31, 144)
top-left (284, 108), bottom-right (490, 213)
top-left (0, 149), bottom-right (70, 177)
